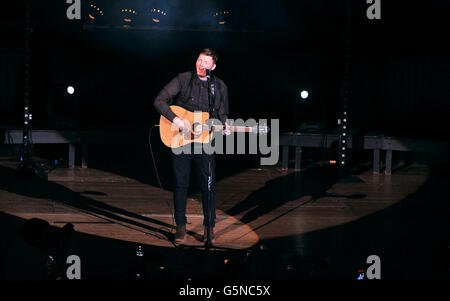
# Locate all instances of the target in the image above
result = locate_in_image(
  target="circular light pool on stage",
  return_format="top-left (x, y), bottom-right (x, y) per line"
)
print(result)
top-left (67, 86), bottom-right (75, 95)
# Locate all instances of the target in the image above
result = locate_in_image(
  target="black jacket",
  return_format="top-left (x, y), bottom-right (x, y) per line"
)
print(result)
top-left (154, 71), bottom-right (229, 124)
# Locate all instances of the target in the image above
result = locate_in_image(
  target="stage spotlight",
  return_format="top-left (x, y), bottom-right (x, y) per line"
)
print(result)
top-left (300, 90), bottom-right (309, 100)
top-left (121, 8), bottom-right (137, 25)
top-left (214, 10), bottom-right (231, 25)
top-left (67, 86), bottom-right (75, 95)
top-left (147, 8), bottom-right (168, 24)
top-left (88, 4), bottom-right (104, 21)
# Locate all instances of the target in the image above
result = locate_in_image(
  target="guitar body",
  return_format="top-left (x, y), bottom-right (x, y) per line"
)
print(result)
top-left (159, 106), bottom-right (212, 148)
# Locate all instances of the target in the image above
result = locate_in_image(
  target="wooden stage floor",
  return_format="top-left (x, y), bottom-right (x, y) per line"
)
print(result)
top-left (0, 156), bottom-right (448, 280)
top-left (0, 159), bottom-right (427, 248)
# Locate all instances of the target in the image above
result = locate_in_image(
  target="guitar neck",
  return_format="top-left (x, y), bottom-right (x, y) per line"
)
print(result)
top-left (207, 125), bottom-right (254, 133)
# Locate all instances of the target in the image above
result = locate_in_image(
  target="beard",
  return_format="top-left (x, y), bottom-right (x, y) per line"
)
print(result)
top-left (197, 69), bottom-right (207, 77)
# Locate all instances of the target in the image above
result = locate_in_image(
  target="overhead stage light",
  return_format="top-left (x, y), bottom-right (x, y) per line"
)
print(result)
top-left (214, 10), bottom-right (231, 25)
top-left (300, 90), bottom-right (309, 100)
top-left (121, 8), bottom-right (137, 24)
top-left (148, 8), bottom-right (168, 24)
top-left (67, 86), bottom-right (75, 95)
top-left (88, 3), bottom-right (104, 21)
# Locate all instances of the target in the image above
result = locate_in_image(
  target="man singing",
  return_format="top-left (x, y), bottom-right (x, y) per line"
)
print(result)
top-left (154, 48), bottom-right (230, 244)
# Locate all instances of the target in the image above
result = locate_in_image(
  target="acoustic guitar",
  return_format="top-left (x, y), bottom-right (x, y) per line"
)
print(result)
top-left (159, 106), bottom-right (269, 148)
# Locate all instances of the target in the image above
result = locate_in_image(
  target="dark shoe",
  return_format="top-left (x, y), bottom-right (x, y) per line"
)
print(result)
top-left (202, 226), bottom-right (215, 243)
top-left (175, 225), bottom-right (186, 244)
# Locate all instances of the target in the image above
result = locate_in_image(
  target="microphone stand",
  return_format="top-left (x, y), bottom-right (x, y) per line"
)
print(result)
top-left (205, 69), bottom-right (214, 251)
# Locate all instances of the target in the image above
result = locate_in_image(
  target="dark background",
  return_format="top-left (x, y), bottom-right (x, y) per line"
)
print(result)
top-left (0, 1), bottom-right (449, 282)
top-left (1, 0), bottom-right (449, 138)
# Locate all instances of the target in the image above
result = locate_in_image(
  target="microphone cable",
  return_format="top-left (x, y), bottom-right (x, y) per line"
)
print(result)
top-left (148, 124), bottom-right (176, 237)
top-left (149, 125), bottom-right (164, 189)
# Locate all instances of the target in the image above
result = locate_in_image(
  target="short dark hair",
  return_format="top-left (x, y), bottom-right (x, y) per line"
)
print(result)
top-left (199, 48), bottom-right (218, 64)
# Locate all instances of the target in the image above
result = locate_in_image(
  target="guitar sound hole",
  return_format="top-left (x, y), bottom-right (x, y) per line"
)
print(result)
top-left (191, 122), bottom-right (202, 139)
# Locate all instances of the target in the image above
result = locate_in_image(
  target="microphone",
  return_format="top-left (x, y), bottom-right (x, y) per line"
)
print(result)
top-left (205, 67), bottom-right (211, 79)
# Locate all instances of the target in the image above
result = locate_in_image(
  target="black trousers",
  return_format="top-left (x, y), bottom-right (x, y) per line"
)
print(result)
top-left (172, 145), bottom-right (216, 227)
